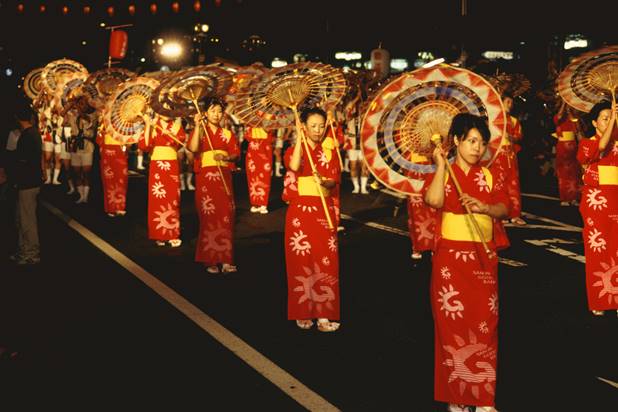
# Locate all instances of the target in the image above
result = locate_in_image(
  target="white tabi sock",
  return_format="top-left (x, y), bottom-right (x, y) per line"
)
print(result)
top-left (352, 177), bottom-right (360, 193)
top-left (360, 176), bottom-right (369, 193)
top-left (52, 168), bottom-right (61, 184)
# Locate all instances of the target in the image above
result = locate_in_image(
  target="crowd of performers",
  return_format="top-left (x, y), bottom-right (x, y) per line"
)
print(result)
top-left (26, 70), bottom-right (618, 412)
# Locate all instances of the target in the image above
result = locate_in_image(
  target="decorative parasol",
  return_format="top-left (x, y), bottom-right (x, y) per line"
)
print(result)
top-left (104, 77), bottom-right (160, 145)
top-left (85, 67), bottom-right (135, 109)
top-left (150, 65), bottom-right (233, 118)
top-left (557, 45), bottom-right (618, 112)
top-left (232, 62), bottom-right (347, 131)
top-left (41, 58), bottom-right (88, 94)
top-left (361, 64), bottom-right (507, 195)
top-left (23, 68), bottom-right (44, 100)
top-left (225, 63), bottom-right (268, 105)
top-left (54, 71), bottom-right (88, 112)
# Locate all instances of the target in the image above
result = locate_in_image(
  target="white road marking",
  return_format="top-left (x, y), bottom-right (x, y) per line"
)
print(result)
top-left (340, 214), bottom-right (527, 267)
top-left (521, 212), bottom-right (582, 232)
top-left (597, 376), bottom-right (618, 389)
top-left (524, 239), bottom-right (586, 264)
top-left (43, 201), bottom-right (340, 412)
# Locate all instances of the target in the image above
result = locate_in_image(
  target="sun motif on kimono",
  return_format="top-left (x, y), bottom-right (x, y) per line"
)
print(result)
top-left (154, 173), bottom-right (161, 180)
top-left (205, 172), bottom-right (221, 181)
top-left (200, 195), bottom-right (216, 215)
top-left (449, 249), bottom-right (476, 262)
top-left (292, 218), bottom-right (301, 228)
top-left (153, 203), bottom-right (179, 235)
top-left (587, 228), bottom-right (607, 253)
top-left (107, 185), bottom-right (125, 206)
top-left (328, 235), bottom-right (337, 252)
top-left (586, 217), bottom-right (595, 227)
top-left (474, 171), bottom-right (490, 193)
top-left (586, 188), bottom-right (608, 211)
top-left (437, 284), bottom-right (464, 319)
top-left (151, 181), bottom-right (167, 199)
top-left (201, 222), bottom-right (232, 256)
top-left (415, 215), bottom-right (435, 242)
top-left (442, 330), bottom-right (496, 399)
top-left (409, 195), bottom-right (423, 207)
top-left (478, 321), bottom-right (489, 334)
top-left (289, 231), bottom-right (311, 256)
top-left (103, 166), bottom-right (114, 179)
top-left (322, 256), bottom-right (330, 266)
top-left (249, 141), bottom-right (260, 151)
top-left (440, 266), bottom-right (452, 280)
top-left (318, 151), bottom-right (329, 168)
top-left (264, 162), bottom-right (271, 171)
top-left (157, 161), bottom-right (171, 171)
top-left (247, 158), bottom-right (256, 172)
top-left (488, 293), bottom-right (498, 315)
top-left (298, 204), bottom-right (319, 213)
top-left (249, 177), bottom-right (267, 200)
top-left (293, 262), bottom-right (337, 312)
top-left (592, 251), bottom-right (618, 304)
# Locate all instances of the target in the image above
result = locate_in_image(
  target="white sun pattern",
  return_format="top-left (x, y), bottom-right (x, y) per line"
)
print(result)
top-left (293, 262), bottom-right (337, 310)
top-left (474, 171), bottom-right (490, 193)
top-left (103, 166), bottom-right (114, 179)
top-left (247, 158), bottom-right (256, 172)
top-left (157, 161), bottom-right (171, 171)
top-left (153, 203), bottom-right (179, 234)
top-left (587, 228), bottom-right (607, 253)
top-left (298, 204), bottom-right (319, 213)
top-left (585, 188), bottom-right (608, 211)
top-left (328, 236), bottom-right (337, 252)
top-left (440, 266), bottom-right (452, 280)
top-left (107, 185), bottom-right (125, 206)
top-left (292, 217), bottom-right (301, 228)
top-left (318, 151), bottom-right (329, 168)
top-left (437, 284), bottom-right (464, 320)
top-left (151, 181), bottom-right (167, 199)
top-left (289, 230), bottom-right (311, 256)
top-left (488, 293), bottom-right (498, 315)
top-left (448, 249), bottom-right (476, 262)
top-left (200, 195), bottom-right (216, 215)
top-left (322, 256), bottom-right (331, 266)
top-left (478, 321), bottom-right (489, 334)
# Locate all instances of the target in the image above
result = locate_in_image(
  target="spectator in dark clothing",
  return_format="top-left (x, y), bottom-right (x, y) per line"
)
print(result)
top-left (9, 104), bottom-right (43, 265)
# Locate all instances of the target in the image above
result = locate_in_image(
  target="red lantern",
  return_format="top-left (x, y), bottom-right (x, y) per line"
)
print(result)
top-left (17, 3), bottom-right (24, 13)
top-left (83, 5), bottom-right (91, 15)
top-left (128, 5), bottom-right (136, 15)
top-left (107, 6), bottom-right (114, 17)
top-left (171, 2), bottom-right (180, 13)
top-left (193, 1), bottom-right (201, 12)
top-left (150, 3), bottom-right (157, 14)
top-left (215, 0), bottom-right (221, 7)
top-left (109, 30), bottom-right (129, 60)
top-left (62, 5), bottom-right (69, 15)
top-left (39, 4), bottom-right (46, 12)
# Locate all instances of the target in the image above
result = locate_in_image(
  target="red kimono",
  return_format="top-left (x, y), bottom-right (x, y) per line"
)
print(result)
top-left (553, 115), bottom-right (582, 202)
top-left (577, 133), bottom-right (618, 311)
top-left (97, 126), bottom-right (128, 214)
top-left (245, 127), bottom-right (273, 207)
top-left (406, 154), bottom-right (437, 254)
top-left (195, 126), bottom-right (240, 266)
top-left (284, 143), bottom-right (341, 320)
top-left (431, 165), bottom-right (509, 407)
top-left (489, 115), bottom-right (522, 219)
top-left (138, 118), bottom-right (186, 241)
top-left (324, 124), bottom-right (344, 226)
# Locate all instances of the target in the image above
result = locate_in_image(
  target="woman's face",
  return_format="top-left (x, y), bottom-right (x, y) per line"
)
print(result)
top-left (206, 104), bottom-right (223, 126)
top-left (303, 113), bottom-right (326, 143)
top-left (456, 127), bottom-right (487, 166)
top-left (593, 108), bottom-right (611, 134)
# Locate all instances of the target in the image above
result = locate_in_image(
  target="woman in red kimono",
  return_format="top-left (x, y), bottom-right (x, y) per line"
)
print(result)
top-left (553, 102), bottom-right (582, 206)
top-left (245, 126), bottom-right (273, 214)
top-left (96, 120), bottom-right (128, 217)
top-left (577, 100), bottom-right (618, 316)
top-left (285, 107), bottom-right (341, 332)
top-left (490, 94), bottom-right (525, 226)
top-left (425, 114), bottom-right (509, 412)
top-left (139, 113), bottom-right (187, 247)
top-left (188, 97), bottom-right (240, 274)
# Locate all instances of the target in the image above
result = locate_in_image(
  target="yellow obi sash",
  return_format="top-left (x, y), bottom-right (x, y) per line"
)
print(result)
top-left (559, 131), bottom-right (575, 142)
top-left (441, 212), bottom-right (493, 242)
top-left (104, 134), bottom-right (122, 146)
top-left (201, 150), bottom-right (230, 167)
top-left (298, 176), bottom-right (330, 197)
top-left (599, 165), bottom-right (618, 185)
top-left (250, 128), bottom-right (268, 139)
top-left (151, 146), bottom-right (177, 161)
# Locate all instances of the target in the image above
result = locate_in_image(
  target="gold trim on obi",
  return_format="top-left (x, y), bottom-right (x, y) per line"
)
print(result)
top-left (298, 176), bottom-right (330, 197)
top-left (441, 212), bottom-right (493, 242)
top-left (201, 150), bottom-right (230, 167)
top-left (558, 131), bottom-right (575, 142)
top-left (151, 146), bottom-right (177, 161)
top-left (598, 165), bottom-right (618, 185)
top-left (104, 134), bottom-right (122, 146)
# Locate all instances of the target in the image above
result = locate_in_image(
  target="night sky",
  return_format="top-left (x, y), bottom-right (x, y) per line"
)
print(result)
top-left (1, 0), bottom-right (617, 98)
